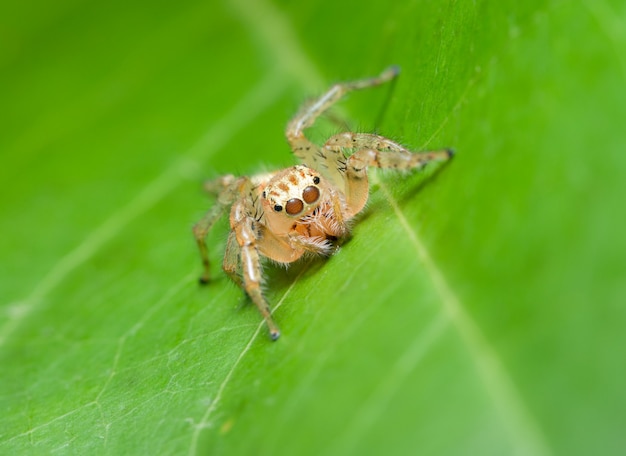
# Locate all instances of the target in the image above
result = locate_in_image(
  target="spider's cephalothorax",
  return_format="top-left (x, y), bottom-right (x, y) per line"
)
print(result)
top-left (261, 165), bottom-right (348, 249)
top-left (193, 66), bottom-right (453, 340)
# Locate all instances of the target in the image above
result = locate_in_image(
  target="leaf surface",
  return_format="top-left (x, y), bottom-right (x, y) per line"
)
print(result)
top-left (1, 0), bottom-right (625, 455)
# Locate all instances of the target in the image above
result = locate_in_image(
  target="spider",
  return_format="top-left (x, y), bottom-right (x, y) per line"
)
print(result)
top-left (193, 66), bottom-right (453, 340)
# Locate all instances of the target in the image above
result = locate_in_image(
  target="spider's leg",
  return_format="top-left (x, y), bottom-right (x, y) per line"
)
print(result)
top-left (193, 203), bottom-right (227, 284)
top-left (286, 66), bottom-right (399, 143)
top-left (323, 132), bottom-right (452, 216)
top-left (203, 174), bottom-right (236, 195)
top-left (222, 231), bottom-right (243, 288)
top-left (193, 176), bottom-right (247, 283)
top-left (231, 201), bottom-right (281, 340)
top-left (285, 67), bottom-right (399, 184)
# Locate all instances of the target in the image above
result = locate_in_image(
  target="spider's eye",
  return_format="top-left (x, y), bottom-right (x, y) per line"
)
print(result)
top-left (285, 198), bottom-right (304, 215)
top-left (274, 204), bottom-right (283, 212)
top-left (313, 176), bottom-right (320, 184)
top-left (262, 191), bottom-right (266, 198)
top-left (302, 185), bottom-right (320, 204)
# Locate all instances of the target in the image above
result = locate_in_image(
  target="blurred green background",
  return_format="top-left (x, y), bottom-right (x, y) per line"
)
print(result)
top-left (1, 0), bottom-right (625, 454)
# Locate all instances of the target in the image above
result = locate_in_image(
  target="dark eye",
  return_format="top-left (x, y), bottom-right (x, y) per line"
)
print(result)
top-left (274, 204), bottom-right (283, 212)
top-left (302, 186), bottom-right (320, 204)
top-left (262, 191), bottom-right (266, 198)
top-left (313, 176), bottom-right (320, 184)
top-left (285, 198), bottom-right (304, 215)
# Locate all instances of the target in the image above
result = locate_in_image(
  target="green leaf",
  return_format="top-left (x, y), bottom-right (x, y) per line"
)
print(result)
top-left (2, 0), bottom-right (625, 454)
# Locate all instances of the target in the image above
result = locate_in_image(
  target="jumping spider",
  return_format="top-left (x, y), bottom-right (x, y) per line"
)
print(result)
top-left (193, 66), bottom-right (453, 340)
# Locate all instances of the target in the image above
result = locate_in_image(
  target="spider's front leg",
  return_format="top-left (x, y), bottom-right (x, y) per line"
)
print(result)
top-left (324, 132), bottom-right (453, 216)
top-left (230, 200), bottom-right (281, 340)
top-left (286, 66), bottom-right (399, 184)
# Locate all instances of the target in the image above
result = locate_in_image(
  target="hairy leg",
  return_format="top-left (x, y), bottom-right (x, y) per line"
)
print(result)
top-left (285, 66), bottom-right (400, 186)
top-left (193, 176), bottom-right (248, 283)
top-left (231, 201), bottom-right (281, 340)
top-left (323, 132), bottom-right (453, 216)
top-left (222, 231), bottom-right (243, 288)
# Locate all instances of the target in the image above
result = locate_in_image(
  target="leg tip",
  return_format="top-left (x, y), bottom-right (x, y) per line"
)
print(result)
top-left (270, 329), bottom-right (281, 341)
top-left (446, 148), bottom-right (455, 159)
top-left (383, 65), bottom-right (401, 79)
top-left (198, 276), bottom-right (210, 286)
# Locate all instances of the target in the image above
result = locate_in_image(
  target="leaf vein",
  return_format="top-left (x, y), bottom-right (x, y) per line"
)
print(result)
top-left (329, 315), bottom-right (449, 455)
top-left (188, 269), bottom-right (306, 456)
top-left (377, 179), bottom-right (553, 456)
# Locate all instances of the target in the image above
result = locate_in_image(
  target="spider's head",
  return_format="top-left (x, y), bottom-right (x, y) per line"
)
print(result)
top-left (261, 165), bottom-right (324, 234)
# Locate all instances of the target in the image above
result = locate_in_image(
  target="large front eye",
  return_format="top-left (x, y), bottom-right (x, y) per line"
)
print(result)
top-left (285, 198), bottom-right (304, 215)
top-left (302, 186), bottom-right (320, 204)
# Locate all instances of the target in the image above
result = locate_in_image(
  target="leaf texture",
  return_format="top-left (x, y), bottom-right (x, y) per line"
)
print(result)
top-left (1, 0), bottom-right (625, 455)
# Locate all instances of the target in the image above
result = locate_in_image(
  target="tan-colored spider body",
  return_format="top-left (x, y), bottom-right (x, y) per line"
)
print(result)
top-left (193, 67), bottom-right (452, 340)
